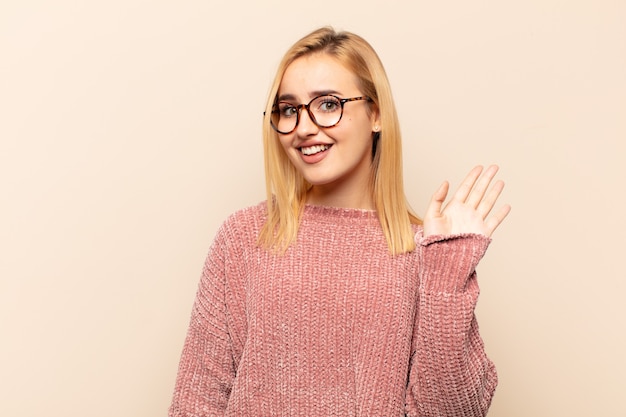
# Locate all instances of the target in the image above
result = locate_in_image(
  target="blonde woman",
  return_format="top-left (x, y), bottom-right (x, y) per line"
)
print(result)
top-left (170, 27), bottom-right (510, 417)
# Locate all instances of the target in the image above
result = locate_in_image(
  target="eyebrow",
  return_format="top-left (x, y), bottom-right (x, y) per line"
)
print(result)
top-left (277, 89), bottom-right (342, 102)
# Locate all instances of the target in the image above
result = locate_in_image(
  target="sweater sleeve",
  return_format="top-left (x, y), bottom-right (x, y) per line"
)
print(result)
top-left (169, 223), bottom-right (236, 417)
top-left (405, 231), bottom-right (498, 417)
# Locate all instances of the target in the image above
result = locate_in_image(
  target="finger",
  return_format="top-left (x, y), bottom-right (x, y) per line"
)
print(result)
top-left (484, 204), bottom-right (512, 237)
top-left (425, 181), bottom-right (449, 219)
top-left (466, 164), bottom-right (499, 208)
top-left (453, 165), bottom-right (483, 203)
top-left (476, 179), bottom-right (505, 219)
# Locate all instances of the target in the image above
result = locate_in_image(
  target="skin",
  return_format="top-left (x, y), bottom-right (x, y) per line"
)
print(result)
top-left (278, 53), bottom-right (510, 237)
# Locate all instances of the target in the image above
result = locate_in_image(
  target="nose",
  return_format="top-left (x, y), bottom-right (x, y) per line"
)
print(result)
top-left (295, 106), bottom-right (319, 136)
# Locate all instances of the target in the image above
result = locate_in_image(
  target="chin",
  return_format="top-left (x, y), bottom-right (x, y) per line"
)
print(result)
top-left (303, 177), bottom-right (335, 186)
top-left (296, 168), bottom-right (334, 186)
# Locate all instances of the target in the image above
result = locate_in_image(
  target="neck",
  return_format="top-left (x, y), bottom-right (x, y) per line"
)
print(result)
top-left (306, 182), bottom-right (375, 210)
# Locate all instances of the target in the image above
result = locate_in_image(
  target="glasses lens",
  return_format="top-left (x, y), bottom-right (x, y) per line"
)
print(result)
top-left (310, 96), bottom-right (342, 127)
top-left (271, 102), bottom-right (297, 134)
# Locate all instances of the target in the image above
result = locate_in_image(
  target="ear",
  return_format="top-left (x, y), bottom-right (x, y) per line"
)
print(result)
top-left (371, 108), bottom-right (381, 133)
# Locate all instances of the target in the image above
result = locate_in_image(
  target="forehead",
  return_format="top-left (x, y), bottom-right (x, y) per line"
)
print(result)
top-left (278, 53), bottom-right (359, 100)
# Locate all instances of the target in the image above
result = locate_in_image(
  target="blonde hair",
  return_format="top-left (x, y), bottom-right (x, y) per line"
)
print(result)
top-left (259, 27), bottom-right (421, 255)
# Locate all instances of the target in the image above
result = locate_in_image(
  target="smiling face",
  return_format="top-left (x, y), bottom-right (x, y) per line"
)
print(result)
top-left (276, 53), bottom-right (380, 208)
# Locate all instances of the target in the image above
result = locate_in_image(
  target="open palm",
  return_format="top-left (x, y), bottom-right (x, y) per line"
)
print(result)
top-left (423, 165), bottom-right (511, 238)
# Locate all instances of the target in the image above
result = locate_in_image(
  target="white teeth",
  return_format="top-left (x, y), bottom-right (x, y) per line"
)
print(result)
top-left (300, 144), bottom-right (330, 155)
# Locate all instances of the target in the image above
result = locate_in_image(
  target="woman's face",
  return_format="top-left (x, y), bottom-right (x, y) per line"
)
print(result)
top-left (276, 53), bottom-right (379, 206)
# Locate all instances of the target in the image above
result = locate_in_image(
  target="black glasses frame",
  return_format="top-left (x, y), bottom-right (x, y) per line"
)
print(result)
top-left (268, 94), bottom-right (372, 134)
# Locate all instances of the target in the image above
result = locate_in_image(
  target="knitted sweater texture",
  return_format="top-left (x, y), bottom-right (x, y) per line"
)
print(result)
top-left (169, 203), bottom-right (497, 417)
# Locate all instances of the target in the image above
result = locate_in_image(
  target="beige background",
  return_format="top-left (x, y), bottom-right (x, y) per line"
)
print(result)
top-left (1, 1), bottom-right (624, 416)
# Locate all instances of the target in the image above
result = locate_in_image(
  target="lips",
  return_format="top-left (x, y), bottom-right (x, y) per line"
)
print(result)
top-left (300, 144), bottom-right (331, 155)
top-left (297, 143), bottom-right (332, 164)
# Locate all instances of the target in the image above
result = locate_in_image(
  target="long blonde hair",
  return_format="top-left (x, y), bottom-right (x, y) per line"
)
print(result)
top-left (259, 27), bottom-right (421, 255)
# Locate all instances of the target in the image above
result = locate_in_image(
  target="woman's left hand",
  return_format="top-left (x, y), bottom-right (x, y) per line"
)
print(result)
top-left (423, 165), bottom-right (511, 238)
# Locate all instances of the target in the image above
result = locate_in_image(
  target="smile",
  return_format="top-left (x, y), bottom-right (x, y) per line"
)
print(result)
top-left (300, 144), bottom-right (331, 156)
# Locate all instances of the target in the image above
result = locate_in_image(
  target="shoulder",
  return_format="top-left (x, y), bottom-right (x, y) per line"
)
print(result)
top-left (215, 201), bottom-right (267, 244)
top-left (222, 201), bottom-right (267, 228)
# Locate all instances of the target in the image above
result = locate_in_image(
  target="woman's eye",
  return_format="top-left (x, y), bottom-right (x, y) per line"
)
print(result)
top-left (279, 105), bottom-right (297, 117)
top-left (318, 100), bottom-right (340, 112)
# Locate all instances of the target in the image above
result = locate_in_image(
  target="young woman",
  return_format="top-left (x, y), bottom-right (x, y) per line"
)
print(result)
top-left (169, 27), bottom-right (510, 417)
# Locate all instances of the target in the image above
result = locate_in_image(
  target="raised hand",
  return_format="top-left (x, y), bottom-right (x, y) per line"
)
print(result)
top-left (423, 165), bottom-right (511, 238)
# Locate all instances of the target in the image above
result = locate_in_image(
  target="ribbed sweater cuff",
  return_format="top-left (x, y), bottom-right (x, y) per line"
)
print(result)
top-left (415, 232), bottom-right (491, 293)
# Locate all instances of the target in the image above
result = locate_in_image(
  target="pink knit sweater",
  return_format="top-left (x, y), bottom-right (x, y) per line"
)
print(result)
top-left (169, 203), bottom-right (497, 417)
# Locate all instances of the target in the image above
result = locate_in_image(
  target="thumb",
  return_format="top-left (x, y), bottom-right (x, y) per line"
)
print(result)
top-left (425, 181), bottom-right (449, 219)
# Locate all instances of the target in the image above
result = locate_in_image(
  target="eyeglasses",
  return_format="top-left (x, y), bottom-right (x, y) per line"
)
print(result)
top-left (268, 94), bottom-right (372, 134)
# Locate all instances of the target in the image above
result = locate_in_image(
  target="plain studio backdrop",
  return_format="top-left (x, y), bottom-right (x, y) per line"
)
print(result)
top-left (1, 1), bottom-right (624, 416)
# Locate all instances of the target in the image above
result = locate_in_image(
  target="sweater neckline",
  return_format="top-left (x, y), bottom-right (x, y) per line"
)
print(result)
top-left (302, 204), bottom-right (378, 220)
